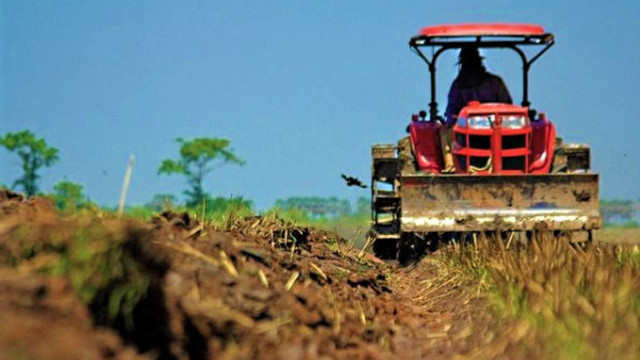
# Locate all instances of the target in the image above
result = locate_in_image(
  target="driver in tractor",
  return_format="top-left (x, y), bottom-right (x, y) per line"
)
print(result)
top-left (441, 46), bottom-right (512, 171)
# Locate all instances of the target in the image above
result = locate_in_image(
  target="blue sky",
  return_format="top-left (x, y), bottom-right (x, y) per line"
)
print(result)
top-left (1, 1), bottom-right (639, 209)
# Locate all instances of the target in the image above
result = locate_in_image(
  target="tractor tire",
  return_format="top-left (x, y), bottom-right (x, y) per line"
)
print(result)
top-left (372, 239), bottom-right (397, 260)
top-left (398, 236), bottom-right (416, 265)
top-left (398, 233), bottom-right (430, 265)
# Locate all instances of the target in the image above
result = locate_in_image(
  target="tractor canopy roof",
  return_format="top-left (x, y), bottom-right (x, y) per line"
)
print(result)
top-left (410, 23), bottom-right (554, 47)
top-left (410, 23), bottom-right (555, 113)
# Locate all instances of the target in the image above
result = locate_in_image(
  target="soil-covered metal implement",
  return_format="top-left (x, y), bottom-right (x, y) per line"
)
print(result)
top-left (371, 23), bottom-right (600, 260)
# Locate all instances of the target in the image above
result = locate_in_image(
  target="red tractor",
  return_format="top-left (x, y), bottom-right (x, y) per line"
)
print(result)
top-left (371, 23), bottom-right (600, 260)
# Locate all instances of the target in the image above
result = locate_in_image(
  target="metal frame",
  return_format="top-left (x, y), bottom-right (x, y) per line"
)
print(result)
top-left (409, 34), bottom-right (554, 121)
top-left (399, 172), bottom-right (600, 232)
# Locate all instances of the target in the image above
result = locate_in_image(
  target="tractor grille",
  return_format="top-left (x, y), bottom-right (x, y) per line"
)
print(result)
top-left (469, 135), bottom-right (491, 149)
top-left (470, 156), bottom-right (491, 169)
top-left (503, 156), bottom-right (526, 171)
top-left (456, 155), bottom-right (467, 171)
top-left (455, 132), bottom-right (529, 173)
top-left (456, 155), bottom-right (494, 172)
top-left (455, 134), bottom-right (492, 149)
top-left (503, 135), bottom-right (526, 150)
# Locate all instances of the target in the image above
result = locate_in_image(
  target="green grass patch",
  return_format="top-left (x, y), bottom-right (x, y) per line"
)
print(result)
top-left (1, 216), bottom-right (162, 330)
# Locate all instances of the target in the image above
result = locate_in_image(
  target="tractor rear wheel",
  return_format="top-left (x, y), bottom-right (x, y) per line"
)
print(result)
top-left (372, 238), bottom-right (398, 260)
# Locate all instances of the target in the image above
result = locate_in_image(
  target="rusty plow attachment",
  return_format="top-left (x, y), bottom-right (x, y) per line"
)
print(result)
top-left (399, 174), bottom-right (600, 233)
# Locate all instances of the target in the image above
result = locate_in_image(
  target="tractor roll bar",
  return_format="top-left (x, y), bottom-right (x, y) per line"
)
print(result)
top-left (409, 35), bottom-right (554, 121)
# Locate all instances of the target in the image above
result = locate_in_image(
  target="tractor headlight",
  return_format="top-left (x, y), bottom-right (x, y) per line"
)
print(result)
top-left (501, 115), bottom-right (527, 129)
top-left (468, 115), bottom-right (494, 129)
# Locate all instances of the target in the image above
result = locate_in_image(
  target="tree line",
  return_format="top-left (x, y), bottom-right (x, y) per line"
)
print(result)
top-left (0, 130), bottom-right (245, 212)
top-left (2, 129), bottom-right (636, 224)
top-left (274, 196), bottom-right (369, 218)
top-left (600, 199), bottom-right (640, 225)
top-left (0, 130), bottom-right (370, 218)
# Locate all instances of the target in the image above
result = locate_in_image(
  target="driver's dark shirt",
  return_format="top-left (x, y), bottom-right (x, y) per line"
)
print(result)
top-left (445, 71), bottom-right (512, 126)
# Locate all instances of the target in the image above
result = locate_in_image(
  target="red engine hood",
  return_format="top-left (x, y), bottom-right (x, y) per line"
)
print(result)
top-left (460, 102), bottom-right (528, 117)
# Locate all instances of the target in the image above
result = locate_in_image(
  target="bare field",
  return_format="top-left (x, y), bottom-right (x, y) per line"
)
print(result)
top-left (1, 191), bottom-right (639, 359)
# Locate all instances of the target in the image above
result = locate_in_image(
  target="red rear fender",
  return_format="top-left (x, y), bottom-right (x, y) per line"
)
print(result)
top-left (409, 121), bottom-right (444, 173)
top-left (529, 118), bottom-right (556, 173)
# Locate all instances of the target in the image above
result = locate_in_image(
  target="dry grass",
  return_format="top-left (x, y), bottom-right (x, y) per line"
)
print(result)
top-left (596, 227), bottom-right (640, 244)
top-left (438, 231), bottom-right (640, 359)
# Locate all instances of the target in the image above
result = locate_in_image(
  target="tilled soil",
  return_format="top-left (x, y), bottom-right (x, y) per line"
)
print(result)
top-left (0, 190), bottom-right (490, 360)
top-left (0, 270), bottom-right (144, 360)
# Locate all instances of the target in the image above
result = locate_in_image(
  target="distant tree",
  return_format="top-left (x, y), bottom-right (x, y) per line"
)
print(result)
top-left (0, 130), bottom-right (59, 196)
top-left (148, 193), bottom-right (178, 212)
top-left (275, 197), bottom-right (320, 217)
top-left (274, 196), bottom-right (352, 218)
top-left (51, 180), bottom-right (86, 211)
top-left (600, 199), bottom-right (636, 224)
top-left (326, 196), bottom-right (351, 217)
top-left (158, 137), bottom-right (244, 207)
top-left (356, 196), bottom-right (370, 216)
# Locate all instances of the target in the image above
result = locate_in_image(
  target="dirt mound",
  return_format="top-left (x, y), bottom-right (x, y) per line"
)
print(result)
top-left (0, 196), bottom-right (486, 360)
top-left (0, 188), bottom-right (55, 218)
top-left (0, 269), bottom-right (144, 360)
top-left (0, 198), bottom-right (406, 359)
top-left (145, 213), bottom-right (403, 359)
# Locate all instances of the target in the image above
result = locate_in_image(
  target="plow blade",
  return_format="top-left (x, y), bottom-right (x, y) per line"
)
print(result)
top-left (400, 174), bottom-right (600, 232)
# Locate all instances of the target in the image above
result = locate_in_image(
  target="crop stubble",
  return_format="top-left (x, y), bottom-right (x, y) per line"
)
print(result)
top-left (0, 189), bottom-right (639, 359)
